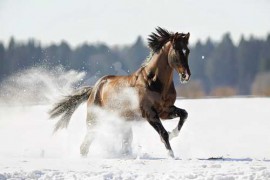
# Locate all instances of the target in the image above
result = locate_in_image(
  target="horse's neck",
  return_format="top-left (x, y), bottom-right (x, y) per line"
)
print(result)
top-left (144, 51), bottom-right (174, 91)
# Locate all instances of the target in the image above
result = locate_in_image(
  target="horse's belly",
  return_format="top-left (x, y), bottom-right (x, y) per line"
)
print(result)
top-left (119, 109), bottom-right (142, 121)
top-left (106, 106), bottom-right (142, 121)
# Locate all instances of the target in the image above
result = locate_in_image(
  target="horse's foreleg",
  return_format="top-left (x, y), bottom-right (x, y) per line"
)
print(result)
top-left (167, 106), bottom-right (188, 140)
top-left (147, 110), bottom-right (175, 158)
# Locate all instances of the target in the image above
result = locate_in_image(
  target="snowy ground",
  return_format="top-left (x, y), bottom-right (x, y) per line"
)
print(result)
top-left (0, 98), bottom-right (270, 179)
top-left (1, 158), bottom-right (270, 179)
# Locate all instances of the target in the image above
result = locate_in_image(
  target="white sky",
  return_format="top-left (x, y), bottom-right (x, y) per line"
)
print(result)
top-left (0, 0), bottom-right (270, 47)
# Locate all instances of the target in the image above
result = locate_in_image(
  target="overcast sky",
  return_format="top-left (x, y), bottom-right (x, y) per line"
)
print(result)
top-left (0, 0), bottom-right (270, 47)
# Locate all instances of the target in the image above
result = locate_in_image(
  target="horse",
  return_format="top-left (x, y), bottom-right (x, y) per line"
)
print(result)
top-left (49, 27), bottom-right (191, 158)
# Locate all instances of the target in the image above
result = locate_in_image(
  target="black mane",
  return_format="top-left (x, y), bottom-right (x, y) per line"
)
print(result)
top-left (147, 27), bottom-right (173, 52)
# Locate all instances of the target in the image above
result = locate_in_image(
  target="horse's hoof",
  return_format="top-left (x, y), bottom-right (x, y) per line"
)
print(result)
top-left (168, 150), bottom-right (175, 159)
top-left (80, 153), bottom-right (88, 158)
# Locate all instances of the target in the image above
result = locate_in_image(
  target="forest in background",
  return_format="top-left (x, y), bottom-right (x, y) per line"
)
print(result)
top-left (1, 33), bottom-right (270, 98)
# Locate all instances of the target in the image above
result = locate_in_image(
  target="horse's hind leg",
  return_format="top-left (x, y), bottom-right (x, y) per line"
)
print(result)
top-left (121, 126), bottom-right (133, 155)
top-left (80, 113), bottom-right (96, 157)
top-left (80, 129), bottom-right (95, 157)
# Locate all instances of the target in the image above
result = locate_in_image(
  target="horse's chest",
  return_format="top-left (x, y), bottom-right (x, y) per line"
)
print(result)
top-left (158, 95), bottom-right (174, 108)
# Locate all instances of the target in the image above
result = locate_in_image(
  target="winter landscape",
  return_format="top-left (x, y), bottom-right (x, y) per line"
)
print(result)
top-left (0, 69), bottom-right (270, 180)
top-left (1, 1), bottom-right (270, 179)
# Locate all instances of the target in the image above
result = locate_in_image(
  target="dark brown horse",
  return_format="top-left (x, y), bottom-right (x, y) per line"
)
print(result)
top-left (49, 27), bottom-right (191, 158)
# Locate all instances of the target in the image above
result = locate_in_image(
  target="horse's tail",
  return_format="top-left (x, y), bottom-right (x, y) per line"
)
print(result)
top-left (49, 86), bottom-right (93, 133)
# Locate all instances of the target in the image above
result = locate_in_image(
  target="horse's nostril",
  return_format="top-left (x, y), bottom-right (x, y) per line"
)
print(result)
top-left (182, 73), bottom-right (186, 79)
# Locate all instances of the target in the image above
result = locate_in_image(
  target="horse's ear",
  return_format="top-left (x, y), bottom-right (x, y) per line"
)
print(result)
top-left (170, 32), bottom-right (179, 44)
top-left (185, 32), bottom-right (190, 41)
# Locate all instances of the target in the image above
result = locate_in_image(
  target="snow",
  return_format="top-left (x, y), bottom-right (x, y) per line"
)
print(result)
top-left (1, 158), bottom-right (270, 179)
top-left (0, 97), bottom-right (270, 179)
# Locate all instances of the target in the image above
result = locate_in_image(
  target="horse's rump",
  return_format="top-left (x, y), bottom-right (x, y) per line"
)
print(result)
top-left (90, 75), bottom-right (141, 120)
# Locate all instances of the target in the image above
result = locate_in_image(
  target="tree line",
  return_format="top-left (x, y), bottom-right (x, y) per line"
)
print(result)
top-left (0, 33), bottom-right (270, 96)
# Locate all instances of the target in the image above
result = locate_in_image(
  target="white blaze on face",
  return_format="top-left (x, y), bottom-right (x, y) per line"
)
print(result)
top-left (182, 49), bottom-right (186, 56)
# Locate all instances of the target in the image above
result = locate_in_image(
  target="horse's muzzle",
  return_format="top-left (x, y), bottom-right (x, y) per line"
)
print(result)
top-left (179, 71), bottom-right (190, 83)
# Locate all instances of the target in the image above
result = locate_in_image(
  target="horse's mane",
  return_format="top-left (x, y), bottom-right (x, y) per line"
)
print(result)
top-left (141, 51), bottom-right (154, 67)
top-left (147, 27), bottom-right (173, 53)
top-left (141, 27), bottom-right (173, 67)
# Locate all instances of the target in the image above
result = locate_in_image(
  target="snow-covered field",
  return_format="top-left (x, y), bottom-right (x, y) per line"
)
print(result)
top-left (0, 98), bottom-right (270, 179)
top-left (0, 68), bottom-right (269, 179)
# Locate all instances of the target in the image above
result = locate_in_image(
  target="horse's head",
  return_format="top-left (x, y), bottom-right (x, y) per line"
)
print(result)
top-left (168, 32), bottom-right (191, 83)
top-left (147, 27), bottom-right (191, 83)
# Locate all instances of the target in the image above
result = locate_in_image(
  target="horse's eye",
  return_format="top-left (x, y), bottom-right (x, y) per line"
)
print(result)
top-left (182, 49), bottom-right (186, 55)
